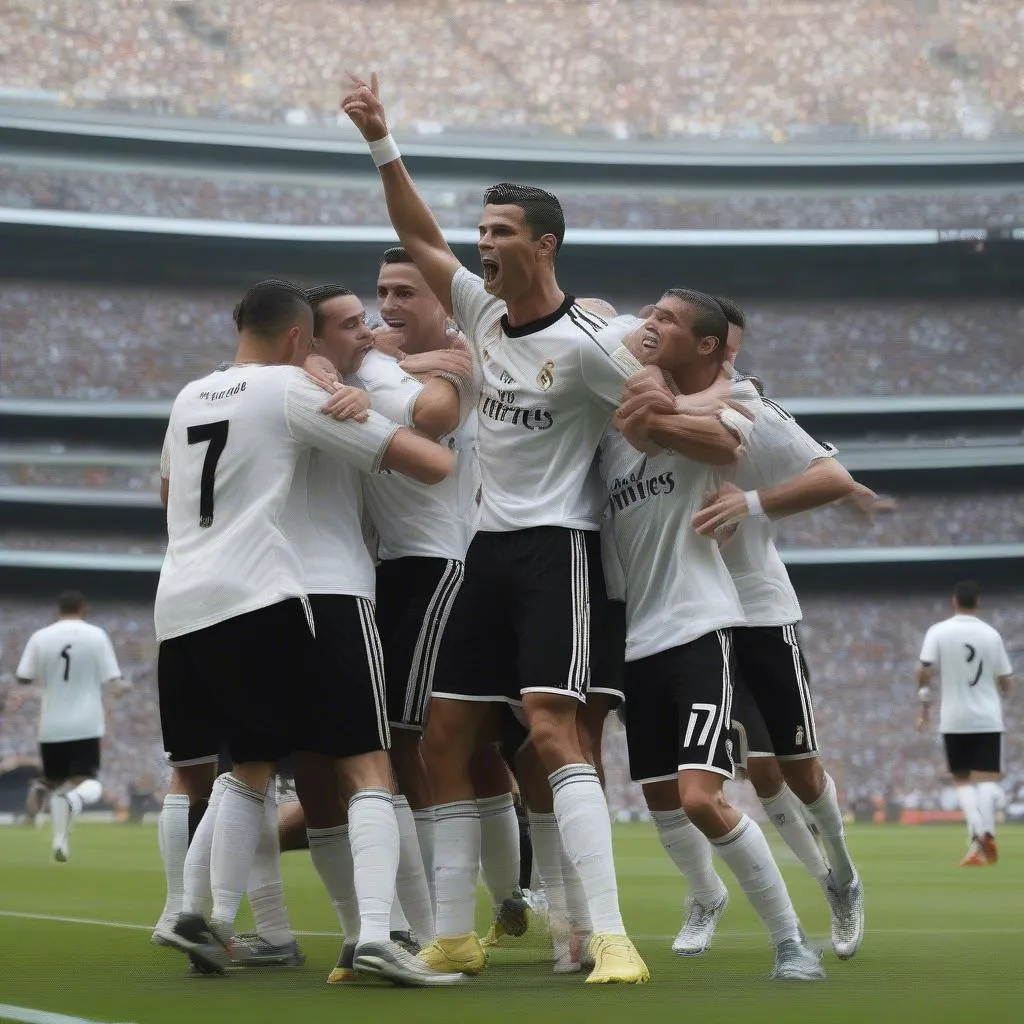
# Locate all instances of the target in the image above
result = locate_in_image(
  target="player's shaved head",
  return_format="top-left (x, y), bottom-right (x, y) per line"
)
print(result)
top-left (234, 279), bottom-right (312, 340)
top-left (578, 297), bottom-right (618, 319)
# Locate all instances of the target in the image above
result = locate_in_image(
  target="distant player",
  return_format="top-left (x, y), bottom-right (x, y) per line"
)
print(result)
top-left (918, 580), bottom-right (1013, 866)
top-left (14, 590), bottom-right (124, 862)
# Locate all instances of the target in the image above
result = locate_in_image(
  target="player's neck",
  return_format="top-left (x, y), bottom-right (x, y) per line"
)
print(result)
top-left (670, 362), bottom-right (720, 397)
top-left (234, 332), bottom-right (287, 366)
top-left (504, 277), bottom-right (565, 329)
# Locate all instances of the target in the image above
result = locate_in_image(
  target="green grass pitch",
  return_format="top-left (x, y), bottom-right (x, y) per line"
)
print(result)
top-left (0, 823), bottom-right (1020, 1024)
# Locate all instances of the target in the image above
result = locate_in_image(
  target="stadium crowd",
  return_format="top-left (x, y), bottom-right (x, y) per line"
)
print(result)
top-left (3, 161), bottom-right (1022, 232)
top-left (3, 283), bottom-right (1022, 400)
top-left (2, 1), bottom-right (1022, 141)
top-left (2, 594), bottom-right (1020, 817)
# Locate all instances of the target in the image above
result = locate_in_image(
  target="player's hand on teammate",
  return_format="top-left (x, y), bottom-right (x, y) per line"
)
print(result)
top-left (692, 481), bottom-right (751, 535)
top-left (342, 71), bottom-right (389, 142)
top-left (399, 343), bottom-right (473, 380)
top-left (320, 384), bottom-right (372, 423)
top-left (613, 388), bottom-right (676, 454)
top-left (372, 326), bottom-right (407, 360)
top-left (621, 364), bottom-right (675, 404)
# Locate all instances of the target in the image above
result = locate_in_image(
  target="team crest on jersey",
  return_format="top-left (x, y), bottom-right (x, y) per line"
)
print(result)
top-left (537, 359), bottom-right (556, 391)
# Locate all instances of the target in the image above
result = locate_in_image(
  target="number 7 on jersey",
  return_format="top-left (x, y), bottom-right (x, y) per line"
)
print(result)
top-left (187, 420), bottom-right (229, 528)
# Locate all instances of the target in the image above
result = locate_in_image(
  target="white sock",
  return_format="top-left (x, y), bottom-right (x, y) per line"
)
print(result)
top-left (550, 764), bottom-right (625, 936)
top-left (651, 807), bottom-right (727, 905)
top-left (559, 841), bottom-right (593, 933)
top-left (157, 793), bottom-right (190, 923)
top-left (433, 800), bottom-right (481, 938)
top-left (477, 793), bottom-right (521, 912)
top-left (393, 796), bottom-right (436, 943)
top-left (413, 808), bottom-right (436, 910)
top-left (183, 775), bottom-right (227, 917)
top-left (527, 811), bottom-right (568, 933)
top-left (307, 824), bottom-right (359, 942)
top-left (803, 774), bottom-right (855, 888)
top-left (209, 775), bottom-right (266, 930)
top-left (976, 781), bottom-right (1003, 837)
top-left (530, 858), bottom-right (542, 892)
top-left (50, 788), bottom-right (69, 850)
top-left (711, 815), bottom-right (800, 947)
top-left (247, 777), bottom-right (293, 946)
top-left (66, 778), bottom-right (103, 814)
top-left (954, 784), bottom-right (984, 842)
top-left (348, 789), bottom-right (399, 946)
top-left (760, 785), bottom-right (830, 884)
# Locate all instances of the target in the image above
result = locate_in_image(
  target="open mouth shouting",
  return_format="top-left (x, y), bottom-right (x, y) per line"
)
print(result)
top-left (481, 256), bottom-right (500, 286)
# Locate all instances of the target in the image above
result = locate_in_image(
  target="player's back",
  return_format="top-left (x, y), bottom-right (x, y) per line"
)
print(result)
top-left (20, 619), bottom-right (119, 741)
top-left (922, 614), bottom-right (1011, 733)
top-left (156, 364), bottom-right (308, 641)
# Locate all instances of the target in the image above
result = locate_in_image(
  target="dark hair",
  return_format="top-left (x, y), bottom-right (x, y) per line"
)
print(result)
top-left (953, 580), bottom-right (980, 609)
top-left (661, 288), bottom-right (729, 352)
top-left (714, 295), bottom-right (747, 330)
top-left (233, 279), bottom-right (311, 338)
top-left (381, 246), bottom-right (414, 265)
top-left (57, 590), bottom-right (86, 615)
top-left (304, 284), bottom-right (354, 336)
top-left (483, 182), bottom-right (565, 253)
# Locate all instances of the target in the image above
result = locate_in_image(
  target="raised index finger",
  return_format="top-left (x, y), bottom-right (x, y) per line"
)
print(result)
top-left (370, 71), bottom-right (380, 98)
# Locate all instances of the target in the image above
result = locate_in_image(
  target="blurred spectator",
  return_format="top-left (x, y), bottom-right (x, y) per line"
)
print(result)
top-left (0, 1), bottom-right (1021, 142)
top-left (2, 283), bottom-right (1021, 399)
top-left (2, 161), bottom-right (1020, 231)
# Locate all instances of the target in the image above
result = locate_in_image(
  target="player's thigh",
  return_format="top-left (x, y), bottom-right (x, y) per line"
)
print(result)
top-left (735, 624), bottom-right (817, 760)
top-left (157, 635), bottom-right (221, 769)
top-left (304, 594), bottom-right (390, 761)
top-left (377, 556), bottom-right (465, 731)
top-left (621, 652), bottom-right (682, 785)
top-left (514, 526), bottom-right (602, 700)
top-left (430, 534), bottom-right (518, 705)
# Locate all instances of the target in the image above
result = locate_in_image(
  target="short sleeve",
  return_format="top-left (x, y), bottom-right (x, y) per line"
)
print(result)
top-left (748, 406), bottom-right (834, 486)
top-left (919, 626), bottom-right (938, 664)
top-left (356, 350), bottom-right (423, 427)
top-left (99, 630), bottom-right (122, 683)
top-left (16, 633), bottom-right (38, 681)
top-left (451, 268), bottom-right (505, 359)
top-left (285, 374), bottom-right (400, 475)
top-left (579, 316), bottom-right (643, 410)
top-left (996, 636), bottom-right (1013, 676)
top-left (159, 427), bottom-right (171, 479)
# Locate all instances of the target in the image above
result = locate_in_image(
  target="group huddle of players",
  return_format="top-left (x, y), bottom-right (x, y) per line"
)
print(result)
top-left (148, 72), bottom-right (874, 989)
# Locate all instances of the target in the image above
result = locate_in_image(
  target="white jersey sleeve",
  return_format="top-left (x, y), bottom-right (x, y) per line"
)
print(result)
top-left (354, 349), bottom-right (422, 427)
top-left (285, 374), bottom-right (399, 473)
top-left (160, 428), bottom-right (171, 479)
top-left (579, 316), bottom-right (642, 409)
top-left (996, 637), bottom-right (1013, 677)
top-left (16, 633), bottom-right (38, 681)
top-left (741, 400), bottom-right (834, 487)
top-left (919, 625), bottom-right (939, 664)
top-left (451, 268), bottom-right (505, 362)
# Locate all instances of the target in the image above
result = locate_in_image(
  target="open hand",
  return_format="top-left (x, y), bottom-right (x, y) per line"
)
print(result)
top-left (691, 481), bottom-right (750, 535)
top-left (320, 384), bottom-right (371, 422)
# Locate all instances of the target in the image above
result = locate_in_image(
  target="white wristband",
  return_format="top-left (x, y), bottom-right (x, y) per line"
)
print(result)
top-left (918, 685), bottom-right (932, 703)
top-left (744, 490), bottom-right (763, 517)
top-left (369, 134), bottom-right (401, 168)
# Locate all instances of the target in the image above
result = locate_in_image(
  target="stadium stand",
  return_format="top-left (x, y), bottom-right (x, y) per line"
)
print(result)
top-left (1, 160), bottom-right (1022, 231)
top-left (2, 283), bottom-right (1022, 400)
top-left (1, 1), bottom-right (1022, 142)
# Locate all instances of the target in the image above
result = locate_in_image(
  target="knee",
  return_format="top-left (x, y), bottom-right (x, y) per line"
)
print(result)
top-left (747, 756), bottom-right (786, 800)
top-left (679, 779), bottom-right (727, 828)
top-left (782, 758), bottom-right (826, 804)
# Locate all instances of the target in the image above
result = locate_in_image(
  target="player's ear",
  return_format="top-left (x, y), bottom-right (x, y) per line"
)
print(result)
top-left (537, 232), bottom-right (559, 261)
top-left (697, 335), bottom-right (718, 357)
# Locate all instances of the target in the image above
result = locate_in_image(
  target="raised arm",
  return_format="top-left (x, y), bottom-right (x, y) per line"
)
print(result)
top-left (614, 390), bottom-right (742, 465)
top-left (342, 73), bottom-right (461, 315)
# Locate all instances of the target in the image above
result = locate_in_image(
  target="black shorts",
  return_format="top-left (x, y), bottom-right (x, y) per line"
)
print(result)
top-left (944, 732), bottom-right (1003, 775)
top-left (622, 629), bottom-right (735, 784)
top-left (159, 597), bottom-right (388, 766)
top-left (375, 556), bottom-right (465, 730)
top-left (731, 624), bottom-right (818, 760)
top-left (431, 527), bottom-right (604, 706)
top-left (590, 597), bottom-right (626, 704)
top-left (40, 738), bottom-right (100, 781)
top-left (730, 672), bottom-right (774, 767)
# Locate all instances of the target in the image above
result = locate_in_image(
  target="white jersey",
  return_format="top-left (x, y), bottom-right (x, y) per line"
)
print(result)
top-left (155, 364), bottom-right (398, 641)
top-left (16, 619), bottom-right (121, 742)
top-left (354, 348), bottom-right (477, 561)
top-left (451, 268), bottom-right (632, 533)
top-left (599, 430), bottom-right (747, 662)
top-left (719, 396), bottom-right (835, 627)
top-left (920, 614), bottom-right (1012, 733)
top-left (599, 511), bottom-right (627, 603)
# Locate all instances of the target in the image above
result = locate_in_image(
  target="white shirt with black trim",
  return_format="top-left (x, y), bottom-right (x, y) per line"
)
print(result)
top-left (599, 430), bottom-right (747, 662)
top-left (920, 614), bottom-right (1012, 733)
top-left (353, 348), bottom-right (477, 561)
top-left (17, 619), bottom-right (121, 742)
top-left (718, 397), bottom-right (835, 628)
top-left (155, 364), bottom-right (399, 641)
top-left (450, 268), bottom-right (630, 532)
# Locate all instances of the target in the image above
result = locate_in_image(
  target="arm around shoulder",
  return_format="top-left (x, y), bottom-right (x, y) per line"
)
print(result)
top-left (379, 427), bottom-right (455, 485)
